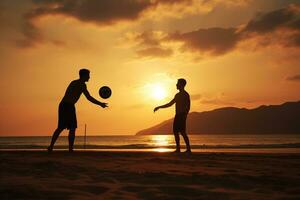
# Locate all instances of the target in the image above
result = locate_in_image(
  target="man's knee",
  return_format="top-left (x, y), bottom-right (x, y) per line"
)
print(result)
top-left (69, 128), bottom-right (76, 135)
top-left (55, 127), bottom-right (64, 133)
top-left (173, 132), bottom-right (180, 139)
top-left (173, 131), bottom-right (179, 135)
top-left (181, 131), bottom-right (186, 135)
top-left (180, 131), bottom-right (189, 137)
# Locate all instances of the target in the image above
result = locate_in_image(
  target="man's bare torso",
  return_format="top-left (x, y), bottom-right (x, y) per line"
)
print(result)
top-left (61, 79), bottom-right (87, 104)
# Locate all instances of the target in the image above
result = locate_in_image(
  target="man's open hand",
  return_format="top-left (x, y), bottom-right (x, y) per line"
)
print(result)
top-left (100, 102), bottom-right (108, 108)
top-left (153, 107), bottom-right (160, 112)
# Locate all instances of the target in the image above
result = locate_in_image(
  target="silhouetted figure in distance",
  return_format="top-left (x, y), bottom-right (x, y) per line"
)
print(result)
top-left (154, 78), bottom-right (191, 153)
top-left (48, 69), bottom-right (108, 152)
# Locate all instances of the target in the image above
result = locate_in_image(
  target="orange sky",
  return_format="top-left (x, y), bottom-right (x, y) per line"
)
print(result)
top-left (1, 0), bottom-right (300, 136)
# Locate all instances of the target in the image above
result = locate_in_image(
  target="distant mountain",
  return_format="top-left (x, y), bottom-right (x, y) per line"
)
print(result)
top-left (136, 101), bottom-right (300, 135)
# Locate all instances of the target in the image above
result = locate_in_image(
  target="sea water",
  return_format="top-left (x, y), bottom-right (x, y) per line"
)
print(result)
top-left (1, 134), bottom-right (300, 153)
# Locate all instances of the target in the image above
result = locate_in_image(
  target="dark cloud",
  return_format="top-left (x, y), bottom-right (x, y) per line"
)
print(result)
top-left (170, 27), bottom-right (240, 56)
top-left (29, 0), bottom-right (151, 25)
top-left (19, 0), bottom-right (152, 47)
top-left (0, 2), bottom-right (3, 16)
top-left (16, 15), bottom-right (66, 48)
top-left (28, 0), bottom-right (192, 23)
top-left (241, 4), bottom-right (300, 49)
top-left (16, 18), bottom-right (43, 48)
top-left (163, 4), bottom-right (300, 57)
top-left (132, 30), bottom-right (173, 58)
top-left (18, 1), bottom-right (300, 53)
top-left (244, 6), bottom-right (296, 33)
top-left (0, 2), bottom-right (9, 27)
top-left (286, 74), bottom-right (300, 81)
top-left (136, 31), bottom-right (161, 47)
top-left (18, 0), bottom-right (189, 47)
top-left (283, 32), bottom-right (300, 47)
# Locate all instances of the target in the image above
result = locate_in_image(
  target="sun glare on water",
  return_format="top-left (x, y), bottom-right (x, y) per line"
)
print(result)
top-left (151, 135), bottom-right (170, 146)
top-left (151, 135), bottom-right (173, 152)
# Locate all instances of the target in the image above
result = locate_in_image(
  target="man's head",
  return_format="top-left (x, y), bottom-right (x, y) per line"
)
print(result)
top-left (79, 69), bottom-right (90, 82)
top-left (176, 78), bottom-right (186, 90)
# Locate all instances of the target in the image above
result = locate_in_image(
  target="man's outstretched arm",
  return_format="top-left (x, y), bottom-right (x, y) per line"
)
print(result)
top-left (83, 89), bottom-right (108, 108)
top-left (154, 98), bottom-right (175, 112)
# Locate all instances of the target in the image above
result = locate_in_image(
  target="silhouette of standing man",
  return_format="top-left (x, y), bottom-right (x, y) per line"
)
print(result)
top-left (48, 69), bottom-right (108, 152)
top-left (154, 78), bottom-right (191, 153)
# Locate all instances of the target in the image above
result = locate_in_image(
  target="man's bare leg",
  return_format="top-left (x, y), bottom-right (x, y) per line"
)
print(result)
top-left (181, 132), bottom-right (191, 153)
top-left (68, 129), bottom-right (76, 152)
top-left (174, 132), bottom-right (180, 152)
top-left (48, 127), bottom-right (64, 152)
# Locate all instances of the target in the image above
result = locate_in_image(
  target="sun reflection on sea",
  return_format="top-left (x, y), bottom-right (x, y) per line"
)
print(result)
top-left (150, 135), bottom-right (173, 152)
top-left (153, 147), bottom-right (172, 152)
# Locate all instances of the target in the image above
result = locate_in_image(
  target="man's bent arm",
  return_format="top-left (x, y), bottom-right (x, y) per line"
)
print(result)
top-left (154, 98), bottom-right (175, 112)
top-left (159, 98), bottom-right (175, 108)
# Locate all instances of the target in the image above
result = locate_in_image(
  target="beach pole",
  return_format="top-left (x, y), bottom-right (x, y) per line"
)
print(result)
top-left (84, 124), bottom-right (87, 150)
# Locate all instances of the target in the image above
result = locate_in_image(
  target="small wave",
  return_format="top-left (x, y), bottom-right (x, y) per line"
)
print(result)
top-left (192, 143), bottom-right (300, 149)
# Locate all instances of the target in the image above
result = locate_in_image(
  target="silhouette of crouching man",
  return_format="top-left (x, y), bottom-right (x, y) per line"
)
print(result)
top-left (48, 69), bottom-right (108, 152)
top-left (154, 78), bottom-right (191, 153)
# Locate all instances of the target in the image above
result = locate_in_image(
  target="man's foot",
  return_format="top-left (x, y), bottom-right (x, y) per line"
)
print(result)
top-left (47, 146), bottom-right (53, 152)
top-left (69, 148), bottom-right (74, 153)
top-left (173, 149), bottom-right (180, 153)
top-left (184, 149), bottom-right (192, 154)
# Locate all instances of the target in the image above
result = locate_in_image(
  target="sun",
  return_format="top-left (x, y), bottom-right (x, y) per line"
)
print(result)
top-left (141, 82), bottom-right (168, 101)
top-left (151, 84), bottom-right (167, 100)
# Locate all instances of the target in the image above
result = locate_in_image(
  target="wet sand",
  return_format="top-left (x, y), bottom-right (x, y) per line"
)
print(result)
top-left (1, 151), bottom-right (300, 200)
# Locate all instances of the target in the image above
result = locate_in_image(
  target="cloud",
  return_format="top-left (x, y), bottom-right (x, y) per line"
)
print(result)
top-left (240, 4), bottom-right (300, 49)
top-left (283, 32), bottom-right (300, 48)
top-left (16, 17), bottom-right (43, 48)
top-left (126, 30), bottom-right (173, 58)
top-left (244, 4), bottom-right (300, 33)
top-left (144, 0), bottom-right (251, 19)
top-left (17, 1), bottom-right (300, 52)
top-left (126, 27), bottom-right (242, 58)
top-left (18, 0), bottom-right (152, 47)
top-left (128, 27), bottom-right (241, 58)
top-left (18, 0), bottom-right (191, 47)
top-left (241, 4), bottom-right (300, 49)
top-left (171, 4), bottom-right (300, 56)
top-left (135, 31), bottom-right (162, 46)
top-left (169, 27), bottom-right (241, 56)
top-left (29, 0), bottom-right (152, 25)
top-left (286, 74), bottom-right (300, 81)
top-left (26, 0), bottom-right (213, 26)
top-left (130, 3), bottom-right (300, 58)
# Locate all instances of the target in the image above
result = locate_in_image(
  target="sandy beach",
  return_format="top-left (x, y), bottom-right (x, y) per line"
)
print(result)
top-left (1, 151), bottom-right (300, 200)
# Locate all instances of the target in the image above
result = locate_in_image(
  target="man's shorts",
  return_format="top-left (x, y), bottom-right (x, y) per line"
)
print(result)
top-left (58, 102), bottom-right (77, 130)
top-left (173, 113), bottom-right (187, 133)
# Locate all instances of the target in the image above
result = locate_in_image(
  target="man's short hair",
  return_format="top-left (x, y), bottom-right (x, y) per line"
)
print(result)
top-left (178, 78), bottom-right (187, 87)
top-left (79, 69), bottom-right (90, 78)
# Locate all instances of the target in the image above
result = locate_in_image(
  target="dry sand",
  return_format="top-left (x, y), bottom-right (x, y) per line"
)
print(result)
top-left (1, 151), bottom-right (300, 200)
